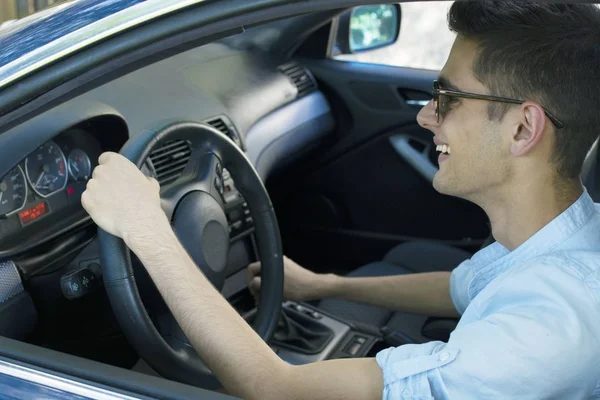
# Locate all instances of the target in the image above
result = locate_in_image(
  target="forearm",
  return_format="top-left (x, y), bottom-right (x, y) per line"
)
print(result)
top-left (126, 220), bottom-right (288, 399)
top-left (317, 271), bottom-right (460, 318)
top-left (126, 220), bottom-right (384, 400)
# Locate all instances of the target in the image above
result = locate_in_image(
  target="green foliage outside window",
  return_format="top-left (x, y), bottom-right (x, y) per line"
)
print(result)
top-left (350, 4), bottom-right (397, 51)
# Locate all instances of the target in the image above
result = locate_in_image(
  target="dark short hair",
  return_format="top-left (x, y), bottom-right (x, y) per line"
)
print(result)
top-left (448, 1), bottom-right (600, 179)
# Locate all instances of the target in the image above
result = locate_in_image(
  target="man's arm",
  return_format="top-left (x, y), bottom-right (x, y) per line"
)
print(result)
top-left (82, 153), bottom-right (383, 400)
top-left (320, 272), bottom-right (460, 318)
top-left (250, 260), bottom-right (459, 318)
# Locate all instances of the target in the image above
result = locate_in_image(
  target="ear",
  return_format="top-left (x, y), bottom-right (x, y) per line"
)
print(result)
top-left (510, 101), bottom-right (549, 157)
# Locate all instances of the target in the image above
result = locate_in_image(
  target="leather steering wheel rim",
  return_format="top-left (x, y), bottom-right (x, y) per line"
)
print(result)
top-left (97, 121), bottom-right (283, 389)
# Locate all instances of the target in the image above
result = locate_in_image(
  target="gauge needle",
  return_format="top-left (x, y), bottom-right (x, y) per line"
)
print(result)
top-left (71, 161), bottom-right (80, 173)
top-left (35, 172), bottom-right (46, 188)
top-left (0, 191), bottom-right (3, 204)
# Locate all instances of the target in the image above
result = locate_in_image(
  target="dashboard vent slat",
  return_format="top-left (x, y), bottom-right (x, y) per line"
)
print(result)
top-left (148, 140), bottom-right (191, 186)
top-left (278, 61), bottom-right (317, 98)
top-left (206, 116), bottom-right (241, 147)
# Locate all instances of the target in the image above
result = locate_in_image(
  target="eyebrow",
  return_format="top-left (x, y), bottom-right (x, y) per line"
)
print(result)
top-left (437, 76), bottom-right (461, 92)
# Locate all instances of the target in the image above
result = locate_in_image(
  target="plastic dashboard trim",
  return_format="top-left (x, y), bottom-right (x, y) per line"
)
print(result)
top-left (244, 91), bottom-right (335, 180)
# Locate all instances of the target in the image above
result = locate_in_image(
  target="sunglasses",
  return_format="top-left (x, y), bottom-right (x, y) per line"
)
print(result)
top-left (432, 80), bottom-right (564, 129)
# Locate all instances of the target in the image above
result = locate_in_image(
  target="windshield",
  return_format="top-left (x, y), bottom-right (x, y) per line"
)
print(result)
top-left (0, 0), bottom-right (145, 68)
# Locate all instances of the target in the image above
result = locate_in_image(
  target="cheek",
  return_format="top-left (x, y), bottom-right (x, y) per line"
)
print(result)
top-left (452, 123), bottom-right (502, 172)
top-left (472, 126), bottom-right (508, 174)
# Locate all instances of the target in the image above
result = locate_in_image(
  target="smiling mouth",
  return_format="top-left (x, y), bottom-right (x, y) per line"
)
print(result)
top-left (436, 144), bottom-right (451, 155)
top-left (436, 144), bottom-right (451, 163)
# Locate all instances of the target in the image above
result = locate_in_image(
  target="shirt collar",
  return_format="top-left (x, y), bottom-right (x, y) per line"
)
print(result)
top-left (467, 188), bottom-right (596, 302)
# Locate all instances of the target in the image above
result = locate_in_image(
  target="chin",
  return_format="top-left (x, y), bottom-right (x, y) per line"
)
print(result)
top-left (432, 173), bottom-right (449, 194)
top-left (433, 174), bottom-right (462, 198)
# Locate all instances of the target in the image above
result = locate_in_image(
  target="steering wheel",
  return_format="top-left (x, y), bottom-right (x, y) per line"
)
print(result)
top-left (97, 122), bottom-right (283, 389)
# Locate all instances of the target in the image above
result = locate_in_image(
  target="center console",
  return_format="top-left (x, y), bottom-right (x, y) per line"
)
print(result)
top-left (273, 302), bottom-right (382, 363)
top-left (245, 301), bottom-right (390, 365)
top-left (221, 171), bottom-right (395, 363)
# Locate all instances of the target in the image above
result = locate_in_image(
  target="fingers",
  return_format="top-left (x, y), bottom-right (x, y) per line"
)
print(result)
top-left (81, 190), bottom-right (92, 213)
top-left (248, 276), bottom-right (261, 299)
top-left (98, 152), bottom-right (119, 165)
top-left (91, 164), bottom-right (104, 179)
top-left (248, 261), bottom-right (261, 277)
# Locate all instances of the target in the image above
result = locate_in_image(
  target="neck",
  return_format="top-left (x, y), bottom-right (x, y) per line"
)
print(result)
top-left (476, 178), bottom-right (583, 251)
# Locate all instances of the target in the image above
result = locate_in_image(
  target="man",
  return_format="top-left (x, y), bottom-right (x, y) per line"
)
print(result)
top-left (82, 2), bottom-right (600, 399)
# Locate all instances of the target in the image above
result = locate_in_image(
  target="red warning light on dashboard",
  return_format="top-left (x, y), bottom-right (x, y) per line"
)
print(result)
top-left (19, 202), bottom-right (49, 225)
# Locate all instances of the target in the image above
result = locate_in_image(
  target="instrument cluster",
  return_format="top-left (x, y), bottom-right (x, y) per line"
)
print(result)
top-left (0, 128), bottom-right (101, 230)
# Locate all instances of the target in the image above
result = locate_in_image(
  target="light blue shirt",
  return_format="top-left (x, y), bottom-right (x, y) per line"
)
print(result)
top-left (376, 189), bottom-right (600, 399)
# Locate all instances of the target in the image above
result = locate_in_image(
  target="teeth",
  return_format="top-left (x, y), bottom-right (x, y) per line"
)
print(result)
top-left (436, 144), bottom-right (451, 154)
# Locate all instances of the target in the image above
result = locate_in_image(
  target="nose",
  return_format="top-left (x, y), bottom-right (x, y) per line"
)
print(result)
top-left (416, 99), bottom-right (439, 130)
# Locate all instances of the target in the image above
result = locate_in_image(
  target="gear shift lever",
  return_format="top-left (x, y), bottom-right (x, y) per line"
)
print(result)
top-left (271, 307), bottom-right (334, 355)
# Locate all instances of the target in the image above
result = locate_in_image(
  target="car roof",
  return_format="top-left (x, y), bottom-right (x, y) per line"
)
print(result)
top-left (0, 0), bottom-right (144, 67)
top-left (0, 0), bottom-right (205, 89)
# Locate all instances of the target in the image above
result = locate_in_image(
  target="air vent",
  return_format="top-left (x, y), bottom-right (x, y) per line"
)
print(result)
top-left (206, 116), bottom-right (241, 147)
top-left (278, 61), bottom-right (317, 98)
top-left (148, 140), bottom-right (191, 186)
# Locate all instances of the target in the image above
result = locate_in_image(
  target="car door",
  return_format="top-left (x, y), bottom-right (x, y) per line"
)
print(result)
top-left (0, 336), bottom-right (236, 399)
top-left (269, 2), bottom-right (490, 274)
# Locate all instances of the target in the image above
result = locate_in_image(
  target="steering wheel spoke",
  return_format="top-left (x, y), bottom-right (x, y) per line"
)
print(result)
top-left (159, 150), bottom-right (225, 220)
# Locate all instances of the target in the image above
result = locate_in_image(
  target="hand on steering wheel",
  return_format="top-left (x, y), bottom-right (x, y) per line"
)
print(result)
top-left (88, 122), bottom-right (283, 389)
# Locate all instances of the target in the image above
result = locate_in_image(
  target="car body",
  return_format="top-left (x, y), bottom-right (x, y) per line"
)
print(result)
top-left (0, 0), bottom-right (598, 398)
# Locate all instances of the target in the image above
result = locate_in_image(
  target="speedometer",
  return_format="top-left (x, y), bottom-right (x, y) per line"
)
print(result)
top-left (25, 141), bottom-right (68, 197)
top-left (0, 166), bottom-right (27, 216)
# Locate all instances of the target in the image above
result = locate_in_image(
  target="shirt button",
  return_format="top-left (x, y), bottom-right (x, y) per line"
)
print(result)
top-left (438, 352), bottom-right (450, 362)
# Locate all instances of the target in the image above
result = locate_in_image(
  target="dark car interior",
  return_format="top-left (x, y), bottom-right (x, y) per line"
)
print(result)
top-left (1, 1), bottom-right (599, 398)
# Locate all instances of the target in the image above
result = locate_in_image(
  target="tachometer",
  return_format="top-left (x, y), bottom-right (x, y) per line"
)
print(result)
top-left (25, 141), bottom-right (68, 197)
top-left (0, 166), bottom-right (27, 216)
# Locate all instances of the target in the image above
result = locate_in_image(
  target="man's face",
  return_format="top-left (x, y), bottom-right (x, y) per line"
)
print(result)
top-left (417, 36), bottom-right (512, 200)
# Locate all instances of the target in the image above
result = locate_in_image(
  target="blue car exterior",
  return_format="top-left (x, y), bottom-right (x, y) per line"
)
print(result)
top-left (0, 358), bottom-right (143, 399)
top-left (0, 373), bottom-right (91, 399)
top-left (0, 0), bottom-right (146, 68)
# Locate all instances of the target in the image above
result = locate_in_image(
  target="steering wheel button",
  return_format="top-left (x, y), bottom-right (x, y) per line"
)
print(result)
top-left (231, 221), bottom-right (242, 230)
top-left (214, 176), bottom-right (224, 195)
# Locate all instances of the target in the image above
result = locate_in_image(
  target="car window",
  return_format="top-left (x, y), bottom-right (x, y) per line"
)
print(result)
top-left (333, 1), bottom-right (456, 71)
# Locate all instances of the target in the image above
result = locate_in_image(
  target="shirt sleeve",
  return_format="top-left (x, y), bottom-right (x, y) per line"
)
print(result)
top-left (449, 259), bottom-right (472, 315)
top-left (376, 261), bottom-right (600, 400)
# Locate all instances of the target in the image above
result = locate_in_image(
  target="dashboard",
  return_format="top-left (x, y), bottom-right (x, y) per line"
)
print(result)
top-left (0, 42), bottom-right (334, 282)
top-left (0, 129), bottom-right (100, 227)
top-left (0, 118), bottom-right (128, 260)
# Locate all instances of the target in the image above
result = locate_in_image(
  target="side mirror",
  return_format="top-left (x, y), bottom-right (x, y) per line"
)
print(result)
top-left (335, 4), bottom-right (401, 54)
